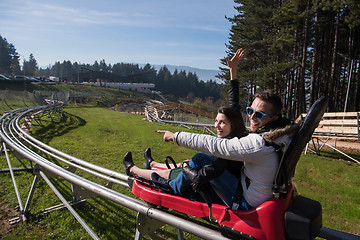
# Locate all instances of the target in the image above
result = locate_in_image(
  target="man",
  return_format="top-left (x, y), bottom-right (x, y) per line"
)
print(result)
top-left (156, 90), bottom-right (296, 210)
top-left (124, 49), bottom-right (296, 209)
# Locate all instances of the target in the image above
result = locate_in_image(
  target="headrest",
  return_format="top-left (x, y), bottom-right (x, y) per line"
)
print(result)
top-left (277, 96), bottom-right (328, 186)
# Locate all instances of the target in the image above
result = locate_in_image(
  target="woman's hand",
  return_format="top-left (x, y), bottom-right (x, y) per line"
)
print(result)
top-left (225, 48), bottom-right (244, 80)
top-left (156, 130), bottom-right (175, 142)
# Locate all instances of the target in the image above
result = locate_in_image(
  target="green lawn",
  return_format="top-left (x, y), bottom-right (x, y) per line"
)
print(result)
top-left (294, 153), bottom-right (360, 235)
top-left (0, 103), bottom-right (359, 239)
top-left (0, 105), bottom-right (201, 239)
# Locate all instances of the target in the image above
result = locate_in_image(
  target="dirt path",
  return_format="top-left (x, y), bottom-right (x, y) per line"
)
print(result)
top-left (0, 199), bottom-right (20, 236)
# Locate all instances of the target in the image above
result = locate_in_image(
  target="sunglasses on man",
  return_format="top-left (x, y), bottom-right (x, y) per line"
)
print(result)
top-left (246, 107), bottom-right (274, 120)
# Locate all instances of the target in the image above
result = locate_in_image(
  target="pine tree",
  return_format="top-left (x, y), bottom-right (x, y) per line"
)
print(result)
top-left (223, 0), bottom-right (360, 117)
top-left (0, 35), bottom-right (13, 74)
top-left (23, 53), bottom-right (38, 76)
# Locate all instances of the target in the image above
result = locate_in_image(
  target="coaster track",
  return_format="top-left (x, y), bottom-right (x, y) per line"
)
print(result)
top-left (0, 103), bottom-right (230, 239)
top-left (1, 102), bottom-right (359, 239)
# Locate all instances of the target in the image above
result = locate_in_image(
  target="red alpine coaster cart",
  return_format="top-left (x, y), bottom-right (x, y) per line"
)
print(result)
top-left (129, 96), bottom-right (327, 240)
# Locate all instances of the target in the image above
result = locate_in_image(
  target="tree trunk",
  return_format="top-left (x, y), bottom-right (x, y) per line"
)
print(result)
top-left (355, 61), bottom-right (360, 111)
top-left (310, 8), bottom-right (319, 106)
top-left (298, 0), bottom-right (311, 114)
top-left (329, 8), bottom-right (339, 111)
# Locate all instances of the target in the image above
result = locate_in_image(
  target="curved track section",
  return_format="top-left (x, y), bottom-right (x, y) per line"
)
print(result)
top-left (2, 104), bottom-right (359, 240)
top-left (145, 102), bottom-right (216, 135)
top-left (0, 104), bottom-right (229, 240)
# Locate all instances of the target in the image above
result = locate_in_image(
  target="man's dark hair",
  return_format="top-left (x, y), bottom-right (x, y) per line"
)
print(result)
top-left (254, 89), bottom-right (283, 115)
top-left (217, 106), bottom-right (246, 138)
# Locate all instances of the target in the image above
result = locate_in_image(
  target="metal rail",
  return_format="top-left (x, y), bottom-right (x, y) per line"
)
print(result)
top-left (0, 104), bottom-right (229, 240)
top-left (146, 111), bottom-right (216, 135)
top-left (1, 103), bottom-right (359, 239)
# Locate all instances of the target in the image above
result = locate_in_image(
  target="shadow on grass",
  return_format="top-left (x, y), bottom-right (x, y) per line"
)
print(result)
top-left (18, 165), bottom-right (178, 239)
top-left (305, 146), bottom-right (360, 164)
top-left (29, 179), bottom-right (177, 239)
top-left (80, 197), bottom-right (176, 239)
top-left (32, 112), bottom-right (87, 144)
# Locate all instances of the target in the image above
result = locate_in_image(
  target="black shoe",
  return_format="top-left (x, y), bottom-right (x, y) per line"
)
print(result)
top-left (151, 172), bottom-right (170, 185)
top-left (123, 152), bottom-right (135, 176)
top-left (151, 172), bottom-right (173, 194)
top-left (143, 148), bottom-right (154, 169)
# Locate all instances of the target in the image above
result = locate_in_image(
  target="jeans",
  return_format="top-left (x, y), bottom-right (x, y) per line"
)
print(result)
top-left (169, 152), bottom-right (245, 208)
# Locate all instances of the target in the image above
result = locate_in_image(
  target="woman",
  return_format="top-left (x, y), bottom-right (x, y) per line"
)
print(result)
top-left (123, 105), bottom-right (246, 191)
top-left (143, 104), bottom-right (245, 170)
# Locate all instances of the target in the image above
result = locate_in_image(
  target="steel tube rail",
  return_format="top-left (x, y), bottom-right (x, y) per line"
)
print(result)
top-left (147, 112), bottom-right (214, 127)
top-left (2, 142), bottom-right (25, 221)
top-left (147, 112), bottom-right (216, 135)
top-left (2, 105), bottom-right (357, 240)
top-left (13, 108), bottom-right (129, 182)
top-left (11, 124), bottom-right (129, 188)
top-left (3, 106), bottom-right (130, 189)
top-left (39, 170), bottom-right (100, 240)
top-left (319, 227), bottom-right (360, 240)
top-left (0, 106), bottom-right (230, 240)
top-left (23, 175), bottom-right (39, 214)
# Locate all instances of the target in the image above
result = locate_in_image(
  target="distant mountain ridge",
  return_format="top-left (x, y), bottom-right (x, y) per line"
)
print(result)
top-left (140, 64), bottom-right (224, 84)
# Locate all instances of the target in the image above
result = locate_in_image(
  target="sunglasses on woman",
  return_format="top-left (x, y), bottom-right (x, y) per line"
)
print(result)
top-left (246, 107), bottom-right (274, 120)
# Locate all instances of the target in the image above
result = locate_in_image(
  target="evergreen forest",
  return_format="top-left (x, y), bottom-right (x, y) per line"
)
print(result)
top-left (221, 0), bottom-right (360, 119)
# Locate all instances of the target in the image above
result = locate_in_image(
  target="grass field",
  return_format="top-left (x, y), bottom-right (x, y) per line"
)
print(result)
top-left (0, 91), bottom-right (359, 239)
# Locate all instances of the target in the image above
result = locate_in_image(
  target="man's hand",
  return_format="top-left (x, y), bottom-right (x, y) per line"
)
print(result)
top-left (156, 130), bottom-right (175, 142)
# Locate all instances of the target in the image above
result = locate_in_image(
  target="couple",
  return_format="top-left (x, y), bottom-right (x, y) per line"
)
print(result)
top-left (123, 49), bottom-right (297, 210)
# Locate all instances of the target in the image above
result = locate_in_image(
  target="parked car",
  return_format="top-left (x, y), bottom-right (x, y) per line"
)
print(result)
top-left (0, 74), bottom-right (10, 80)
top-left (14, 75), bottom-right (27, 80)
top-left (44, 78), bottom-right (56, 82)
top-left (27, 76), bottom-right (41, 82)
top-left (14, 75), bottom-right (41, 82)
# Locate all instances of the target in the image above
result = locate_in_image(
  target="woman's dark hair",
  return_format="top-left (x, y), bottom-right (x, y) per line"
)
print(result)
top-left (217, 106), bottom-right (246, 138)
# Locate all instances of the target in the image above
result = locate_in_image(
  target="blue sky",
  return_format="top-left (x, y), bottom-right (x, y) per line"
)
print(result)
top-left (0, 0), bottom-right (237, 70)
